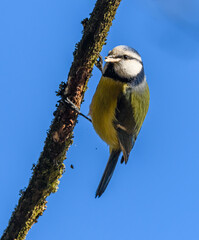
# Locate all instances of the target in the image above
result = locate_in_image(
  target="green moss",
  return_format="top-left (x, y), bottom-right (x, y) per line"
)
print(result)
top-left (1, 1), bottom-right (122, 239)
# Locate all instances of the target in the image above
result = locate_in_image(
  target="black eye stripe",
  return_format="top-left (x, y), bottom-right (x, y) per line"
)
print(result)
top-left (116, 55), bottom-right (131, 59)
top-left (107, 54), bottom-right (143, 64)
top-left (117, 55), bottom-right (141, 61)
top-left (123, 55), bottom-right (129, 59)
top-left (118, 55), bottom-right (143, 64)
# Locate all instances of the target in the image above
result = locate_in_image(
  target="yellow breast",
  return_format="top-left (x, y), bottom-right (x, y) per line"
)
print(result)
top-left (90, 77), bottom-right (124, 149)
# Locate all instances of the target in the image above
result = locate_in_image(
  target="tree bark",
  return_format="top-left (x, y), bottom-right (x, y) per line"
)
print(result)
top-left (1, 0), bottom-right (121, 239)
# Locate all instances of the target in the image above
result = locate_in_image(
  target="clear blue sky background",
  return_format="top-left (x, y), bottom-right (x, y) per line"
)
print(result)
top-left (1, 0), bottom-right (199, 239)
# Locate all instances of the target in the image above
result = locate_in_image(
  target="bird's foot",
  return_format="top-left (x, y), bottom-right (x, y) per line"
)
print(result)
top-left (95, 54), bottom-right (103, 73)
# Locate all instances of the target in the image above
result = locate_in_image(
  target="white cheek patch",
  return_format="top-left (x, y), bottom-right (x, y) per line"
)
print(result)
top-left (114, 60), bottom-right (142, 78)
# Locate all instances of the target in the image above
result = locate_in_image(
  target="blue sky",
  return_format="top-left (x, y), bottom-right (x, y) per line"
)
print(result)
top-left (1, 0), bottom-right (199, 239)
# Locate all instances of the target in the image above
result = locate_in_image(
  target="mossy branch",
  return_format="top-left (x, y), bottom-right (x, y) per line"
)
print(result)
top-left (1, 0), bottom-right (121, 240)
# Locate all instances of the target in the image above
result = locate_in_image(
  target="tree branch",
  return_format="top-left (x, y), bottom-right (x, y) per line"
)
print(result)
top-left (1, 0), bottom-right (121, 239)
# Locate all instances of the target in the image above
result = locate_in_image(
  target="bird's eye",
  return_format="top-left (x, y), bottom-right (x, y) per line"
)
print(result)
top-left (123, 55), bottom-right (129, 59)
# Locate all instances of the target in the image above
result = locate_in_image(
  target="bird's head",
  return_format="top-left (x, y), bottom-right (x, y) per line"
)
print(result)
top-left (103, 45), bottom-right (144, 83)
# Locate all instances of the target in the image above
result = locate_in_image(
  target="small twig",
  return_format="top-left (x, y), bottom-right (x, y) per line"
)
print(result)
top-left (64, 97), bottom-right (92, 123)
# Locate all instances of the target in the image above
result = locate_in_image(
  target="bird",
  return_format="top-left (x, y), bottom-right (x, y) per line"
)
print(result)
top-left (89, 45), bottom-right (150, 198)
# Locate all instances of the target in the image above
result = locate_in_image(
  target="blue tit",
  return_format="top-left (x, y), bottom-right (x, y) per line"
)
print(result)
top-left (89, 45), bottom-right (150, 197)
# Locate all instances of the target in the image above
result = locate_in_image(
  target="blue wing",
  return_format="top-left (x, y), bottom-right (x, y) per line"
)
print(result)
top-left (114, 89), bottom-right (137, 163)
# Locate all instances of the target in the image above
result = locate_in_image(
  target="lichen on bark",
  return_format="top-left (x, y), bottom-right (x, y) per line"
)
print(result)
top-left (1, 1), bottom-right (122, 239)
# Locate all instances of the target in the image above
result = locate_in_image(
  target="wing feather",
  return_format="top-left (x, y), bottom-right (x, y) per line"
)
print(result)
top-left (114, 83), bottom-right (149, 163)
top-left (114, 89), bottom-right (137, 163)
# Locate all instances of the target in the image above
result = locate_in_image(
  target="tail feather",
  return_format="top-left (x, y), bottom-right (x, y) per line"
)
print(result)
top-left (95, 150), bottom-right (121, 198)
